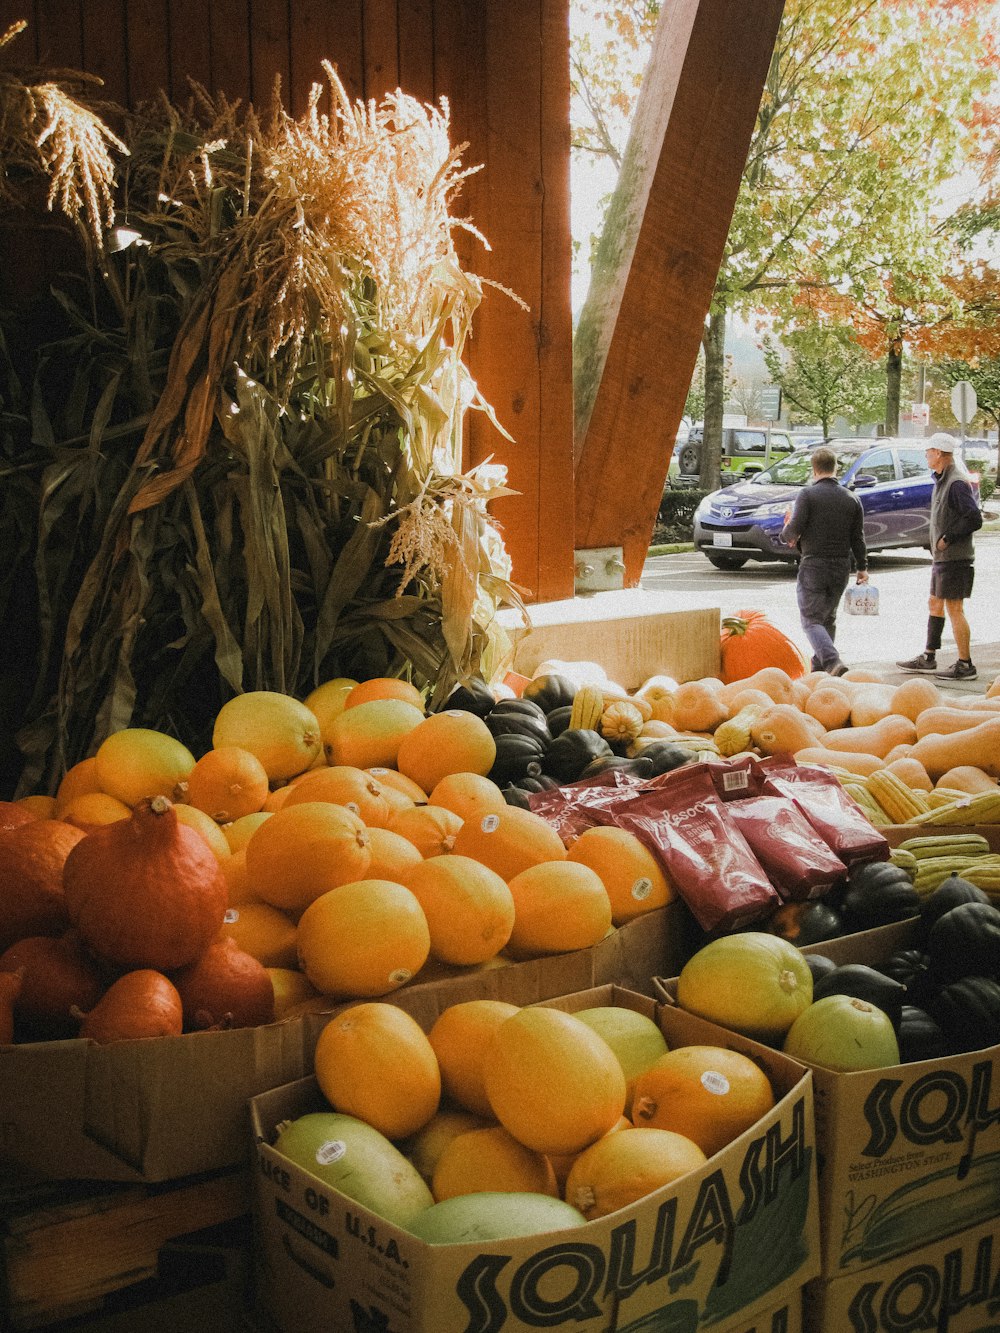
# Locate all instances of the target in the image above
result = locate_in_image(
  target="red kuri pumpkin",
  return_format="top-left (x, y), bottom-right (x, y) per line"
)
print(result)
top-left (719, 610), bottom-right (807, 684)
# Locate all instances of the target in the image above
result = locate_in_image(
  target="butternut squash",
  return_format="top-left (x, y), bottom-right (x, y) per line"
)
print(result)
top-left (719, 667), bottom-right (796, 708)
top-left (889, 677), bottom-right (939, 723)
top-left (841, 669), bottom-right (891, 684)
top-left (884, 743), bottom-right (915, 763)
top-left (911, 716), bottom-right (1000, 780)
top-left (724, 687), bottom-right (777, 713)
top-left (849, 685), bottom-right (897, 728)
top-left (793, 747), bottom-right (884, 777)
top-left (750, 704), bottom-right (825, 756)
top-left (913, 706), bottom-right (1000, 740)
top-left (670, 681), bottom-right (729, 733)
top-left (885, 756), bottom-right (933, 793)
top-left (822, 714), bottom-right (917, 758)
top-left (804, 686), bottom-right (851, 730)
top-left (934, 765), bottom-right (998, 795)
top-left (988, 675), bottom-right (1000, 700)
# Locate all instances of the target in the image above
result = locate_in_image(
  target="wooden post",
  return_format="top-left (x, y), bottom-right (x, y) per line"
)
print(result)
top-left (574, 0), bottom-right (785, 585)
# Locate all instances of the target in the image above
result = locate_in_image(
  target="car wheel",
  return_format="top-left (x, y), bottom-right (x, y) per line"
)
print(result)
top-left (705, 554), bottom-right (749, 571)
top-left (679, 446), bottom-right (700, 474)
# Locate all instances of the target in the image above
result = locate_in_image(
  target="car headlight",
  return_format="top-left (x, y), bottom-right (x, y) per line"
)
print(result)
top-left (754, 502), bottom-right (790, 518)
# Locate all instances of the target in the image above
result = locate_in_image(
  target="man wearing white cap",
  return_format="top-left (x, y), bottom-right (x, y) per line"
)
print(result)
top-left (897, 433), bottom-right (983, 680)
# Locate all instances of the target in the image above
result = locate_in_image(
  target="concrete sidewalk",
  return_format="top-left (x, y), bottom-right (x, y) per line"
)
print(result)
top-left (854, 646), bottom-right (1000, 699)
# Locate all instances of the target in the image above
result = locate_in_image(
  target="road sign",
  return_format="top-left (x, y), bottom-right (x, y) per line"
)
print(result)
top-left (760, 386), bottom-right (782, 420)
top-left (951, 380), bottom-right (978, 425)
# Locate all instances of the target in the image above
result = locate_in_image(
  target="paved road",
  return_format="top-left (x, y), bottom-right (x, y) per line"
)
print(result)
top-left (641, 532), bottom-right (1000, 691)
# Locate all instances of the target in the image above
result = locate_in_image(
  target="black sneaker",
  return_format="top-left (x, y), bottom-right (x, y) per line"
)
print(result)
top-left (830, 662), bottom-right (849, 677)
top-left (935, 660), bottom-right (977, 681)
top-left (897, 653), bottom-right (937, 673)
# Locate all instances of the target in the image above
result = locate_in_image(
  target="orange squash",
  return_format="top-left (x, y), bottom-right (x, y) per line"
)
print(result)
top-left (77, 969), bottom-right (184, 1043)
top-left (63, 797), bottom-right (228, 971)
top-left (719, 611), bottom-right (806, 684)
top-left (822, 715), bottom-right (917, 758)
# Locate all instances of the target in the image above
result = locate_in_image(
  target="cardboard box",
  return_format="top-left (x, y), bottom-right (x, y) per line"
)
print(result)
top-left (0, 1019), bottom-right (314, 1184)
top-left (0, 903), bottom-right (694, 1186)
top-left (251, 986), bottom-right (820, 1333)
top-left (667, 921), bottom-right (1000, 1280)
top-left (803, 1217), bottom-right (1000, 1332)
top-left (734, 1292), bottom-right (802, 1333)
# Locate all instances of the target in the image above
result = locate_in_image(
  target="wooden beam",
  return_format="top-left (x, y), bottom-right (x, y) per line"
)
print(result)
top-left (573, 0), bottom-right (785, 585)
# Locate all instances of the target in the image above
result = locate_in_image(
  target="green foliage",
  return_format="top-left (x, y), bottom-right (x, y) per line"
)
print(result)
top-left (763, 325), bottom-right (885, 436)
top-left (931, 357), bottom-right (1000, 436)
top-left (655, 488), bottom-right (708, 542)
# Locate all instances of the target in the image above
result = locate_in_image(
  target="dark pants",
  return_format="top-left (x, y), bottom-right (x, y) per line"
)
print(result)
top-left (796, 556), bottom-right (850, 672)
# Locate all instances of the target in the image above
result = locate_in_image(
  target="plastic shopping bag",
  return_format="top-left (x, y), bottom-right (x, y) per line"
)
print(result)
top-left (843, 582), bottom-right (879, 616)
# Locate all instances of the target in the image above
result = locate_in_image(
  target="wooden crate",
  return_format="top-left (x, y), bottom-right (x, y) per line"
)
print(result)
top-left (1, 1168), bottom-right (250, 1330)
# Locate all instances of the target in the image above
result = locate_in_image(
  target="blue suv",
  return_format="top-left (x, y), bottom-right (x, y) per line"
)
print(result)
top-left (692, 439), bottom-right (979, 570)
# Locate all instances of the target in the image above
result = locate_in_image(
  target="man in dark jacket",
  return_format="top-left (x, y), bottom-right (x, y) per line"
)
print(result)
top-left (897, 433), bottom-right (983, 680)
top-left (781, 447), bottom-right (868, 676)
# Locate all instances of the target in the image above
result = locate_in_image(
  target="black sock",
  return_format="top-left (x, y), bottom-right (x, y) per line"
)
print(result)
top-left (926, 616), bottom-right (945, 653)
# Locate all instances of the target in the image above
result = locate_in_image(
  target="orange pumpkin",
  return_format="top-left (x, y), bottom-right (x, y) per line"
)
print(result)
top-left (63, 796), bottom-right (228, 971)
top-left (719, 611), bottom-right (807, 684)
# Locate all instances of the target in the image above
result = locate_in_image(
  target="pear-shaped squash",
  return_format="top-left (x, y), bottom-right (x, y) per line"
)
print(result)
top-left (77, 969), bottom-right (183, 1043)
top-left (172, 936), bottom-right (275, 1031)
top-left (63, 796), bottom-right (228, 971)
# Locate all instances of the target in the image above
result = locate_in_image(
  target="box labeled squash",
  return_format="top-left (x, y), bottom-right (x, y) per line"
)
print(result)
top-left (251, 987), bottom-right (820, 1333)
top-left (795, 921), bottom-right (1000, 1278)
top-left (803, 1216), bottom-right (1000, 1332)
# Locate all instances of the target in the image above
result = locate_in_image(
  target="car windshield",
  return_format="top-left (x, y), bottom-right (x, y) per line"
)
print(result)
top-left (755, 447), bottom-right (865, 487)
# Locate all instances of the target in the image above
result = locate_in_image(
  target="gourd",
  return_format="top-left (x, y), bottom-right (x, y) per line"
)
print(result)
top-left (487, 732), bottom-right (548, 785)
top-left (624, 740), bottom-right (698, 775)
top-left (62, 796), bottom-right (228, 971)
top-left (920, 875), bottom-right (991, 933)
top-left (804, 686), bottom-right (851, 730)
top-left (914, 706), bottom-right (1000, 739)
top-left (926, 902), bottom-right (1000, 983)
top-left (750, 704), bottom-right (824, 756)
top-left (438, 676), bottom-right (496, 717)
top-left (793, 747), bottom-right (885, 778)
top-left (766, 899), bottom-right (844, 947)
top-left (668, 681), bottom-right (729, 733)
top-left (545, 705), bottom-right (574, 736)
top-left (935, 765), bottom-right (997, 795)
top-left (822, 715), bottom-right (917, 759)
top-left (718, 612), bottom-right (806, 684)
top-left (521, 674), bottom-right (578, 714)
top-left (884, 757), bottom-right (933, 792)
top-left (783, 996), bottom-right (900, 1071)
top-left (849, 686), bottom-right (896, 728)
top-left (838, 861), bottom-right (921, 930)
top-left (77, 969), bottom-right (184, 1043)
top-left (927, 976), bottom-right (1000, 1053)
top-left (714, 704), bottom-right (763, 757)
top-left (888, 677), bottom-right (939, 722)
top-left (541, 729), bottom-right (614, 783)
top-left (876, 949), bottom-right (933, 1008)
top-left (812, 963), bottom-right (906, 1031)
top-left (600, 700), bottom-right (645, 745)
top-left (897, 1006), bottom-right (950, 1063)
top-left (911, 716), bottom-right (1000, 780)
top-left (485, 699), bottom-right (551, 743)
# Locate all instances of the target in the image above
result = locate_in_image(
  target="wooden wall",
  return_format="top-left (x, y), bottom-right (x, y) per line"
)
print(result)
top-left (0, 0), bottom-right (576, 602)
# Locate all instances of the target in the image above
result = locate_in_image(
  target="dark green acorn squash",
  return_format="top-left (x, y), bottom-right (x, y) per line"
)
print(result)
top-left (927, 975), bottom-right (1000, 1053)
top-left (897, 1006), bottom-right (950, 1063)
top-left (488, 732), bottom-right (548, 785)
top-left (767, 899), bottom-right (844, 948)
top-left (920, 875), bottom-right (991, 936)
top-left (926, 901), bottom-right (1000, 984)
top-left (437, 676), bottom-right (496, 717)
top-left (803, 953), bottom-right (838, 985)
top-left (578, 755), bottom-right (655, 781)
top-left (521, 674), bottom-right (578, 714)
top-left (542, 729), bottom-right (613, 784)
top-left (839, 861), bottom-right (921, 930)
top-left (546, 706), bottom-right (574, 737)
top-left (632, 741), bottom-right (697, 777)
top-left (485, 701), bottom-right (552, 744)
top-left (876, 949), bottom-right (934, 1007)
top-left (812, 963), bottom-right (906, 1032)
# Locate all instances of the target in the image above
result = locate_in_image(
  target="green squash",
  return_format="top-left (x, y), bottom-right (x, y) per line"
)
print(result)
top-left (783, 995), bottom-right (900, 1072)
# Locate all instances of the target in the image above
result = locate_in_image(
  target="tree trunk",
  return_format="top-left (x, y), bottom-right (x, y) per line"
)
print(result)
top-left (885, 336), bottom-right (903, 436)
top-left (701, 304), bottom-right (727, 489)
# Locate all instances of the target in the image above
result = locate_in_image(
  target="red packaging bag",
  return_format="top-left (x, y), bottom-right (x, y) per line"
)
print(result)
top-left (706, 758), bottom-right (848, 901)
top-left (527, 768), bottom-right (645, 844)
top-left (592, 764), bottom-right (778, 934)
top-left (758, 756), bottom-right (890, 867)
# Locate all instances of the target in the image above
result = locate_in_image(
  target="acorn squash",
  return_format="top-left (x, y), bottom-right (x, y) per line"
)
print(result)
top-left (838, 861), bottom-right (921, 930)
top-left (926, 902), bottom-right (1000, 984)
top-left (488, 732), bottom-right (548, 785)
top-left (928, 976), bottom-right (1000, 1053)
top-left (897, 1006), bottom-right (950, 1063)
top-left (542, 729), bottom-right (614, 784)
top-left (522, 674), bottom-right (578, 714)
top-left (766, 899), bottom-right (844, 948)
top-left (438, 677), bottom-right (496, 717)
top-left (812, 963), bottom-right (906, 1032)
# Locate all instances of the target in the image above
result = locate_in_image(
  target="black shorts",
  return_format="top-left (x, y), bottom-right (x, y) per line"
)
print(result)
top-left (930, 560), bottom-right (974, 600)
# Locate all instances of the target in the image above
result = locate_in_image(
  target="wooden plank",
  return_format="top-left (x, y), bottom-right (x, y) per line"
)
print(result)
top-left (209, 0), bottom-right (251, 105)
top-left (361, 0), bottom-right (398, 99)
top-left (81, 0), bottom-right (127, 107)
top-left (125, 0), bottom-right (171, 106)
top-left (249, 0), bottom-right (291, 111)
top-left (464, 0), bottom-right (575, 604)
top-left (396, 0), bottom-right (434, 106)
top-left (2, 1170), bottom-right (249, 1327)
top-left (33, 0), bottom-right (83, 69)
top-left (573, 0), bottom-right (785, 585)
top-left (167, 0), bottom-right (212, 101)
top-left (288, 0), bottom-right (364, 115)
